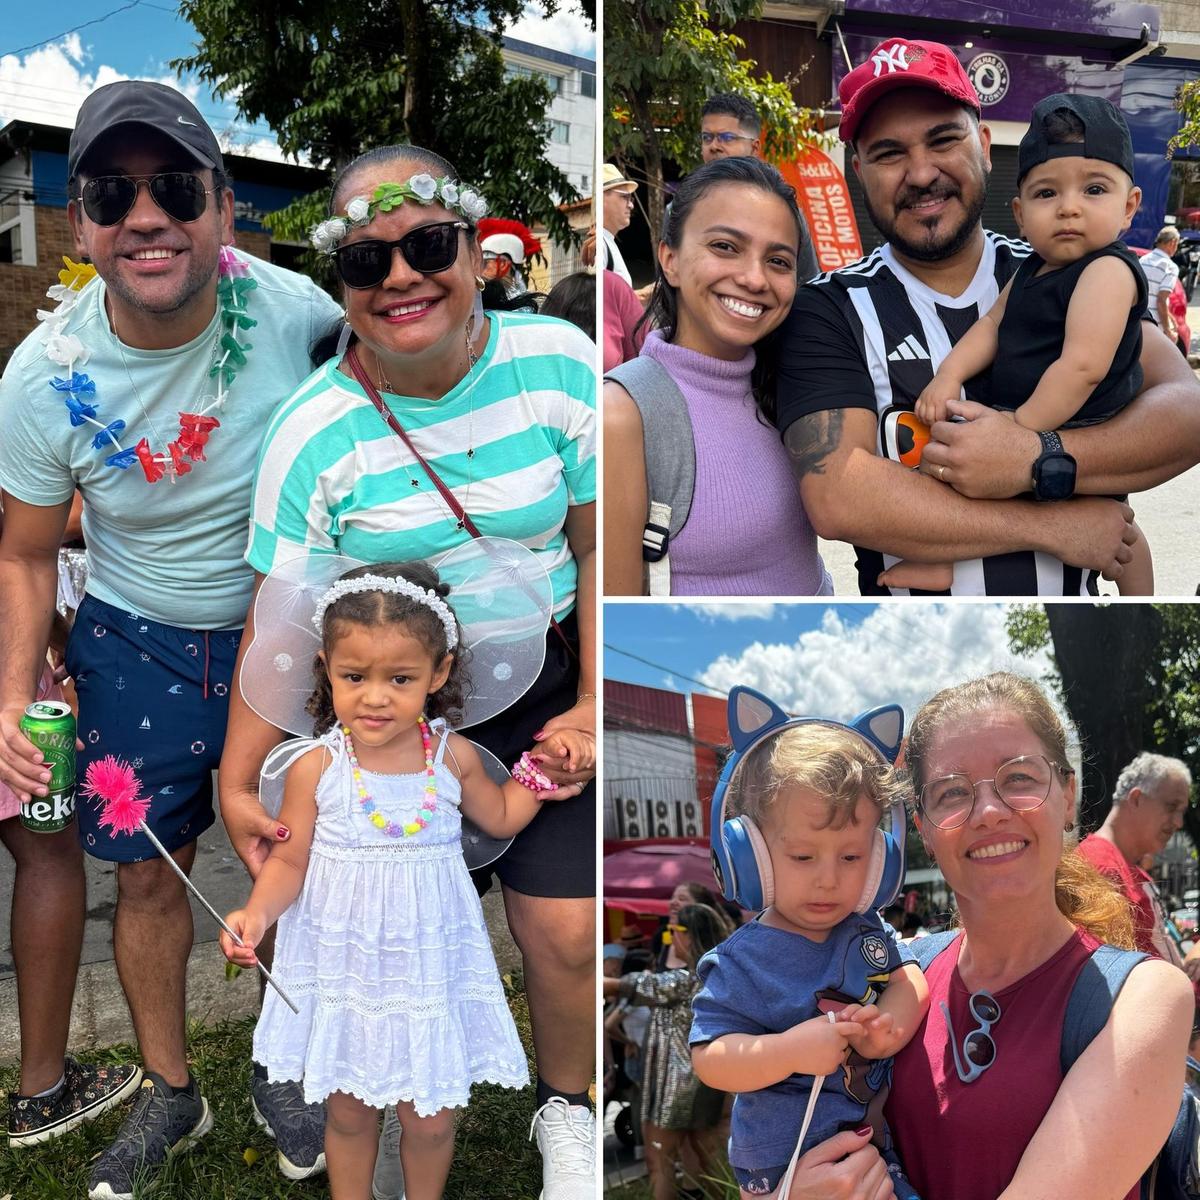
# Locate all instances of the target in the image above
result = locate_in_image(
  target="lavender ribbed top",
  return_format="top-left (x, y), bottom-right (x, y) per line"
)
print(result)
top-left (639, 331), bottom-right (830, 596)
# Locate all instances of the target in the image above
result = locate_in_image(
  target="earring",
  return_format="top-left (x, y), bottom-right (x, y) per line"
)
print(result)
top-left (1064, 819), bottom-right (1074, 832)
top-left (475, 275), bottom-right (486, 291)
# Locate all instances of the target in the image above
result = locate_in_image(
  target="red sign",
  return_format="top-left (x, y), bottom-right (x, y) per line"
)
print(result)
top-left (779, 146), bottom-right (863, 272)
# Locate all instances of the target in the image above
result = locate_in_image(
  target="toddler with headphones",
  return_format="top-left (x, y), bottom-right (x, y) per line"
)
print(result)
top-left (691, 695), bottom-right (929, 1199)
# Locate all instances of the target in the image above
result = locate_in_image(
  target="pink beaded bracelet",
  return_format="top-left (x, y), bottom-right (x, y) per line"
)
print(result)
top-left (512, 751), bottom-right (555, 793)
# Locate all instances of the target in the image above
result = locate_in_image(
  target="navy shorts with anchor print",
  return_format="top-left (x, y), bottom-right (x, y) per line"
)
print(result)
top-left (66, 594), bottom-right (242, 863)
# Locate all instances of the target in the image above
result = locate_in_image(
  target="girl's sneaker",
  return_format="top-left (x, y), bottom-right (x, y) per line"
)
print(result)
top-left (6, 1057), bottom-right (142, 1147)
top-left (371, 1105), bottom-right (405, 1200)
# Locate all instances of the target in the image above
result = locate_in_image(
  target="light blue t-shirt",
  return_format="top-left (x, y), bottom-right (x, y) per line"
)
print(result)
top-left (0, 255), bottom-right (343, 628)
top-left (691, 913), bottom-right (914, 1170)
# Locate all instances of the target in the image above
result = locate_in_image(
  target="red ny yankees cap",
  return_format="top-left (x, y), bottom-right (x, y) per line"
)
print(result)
top-left (839, 38), bottom-right (980, 145)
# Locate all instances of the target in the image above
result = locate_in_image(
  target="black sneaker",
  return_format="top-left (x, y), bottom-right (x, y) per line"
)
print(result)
top-left (7, 1057), bottom-right (143, 1147)
top-left (86, 1072), bottom-right (212, 1200)
top-left (250, 1064), bottom-right (326, 1180)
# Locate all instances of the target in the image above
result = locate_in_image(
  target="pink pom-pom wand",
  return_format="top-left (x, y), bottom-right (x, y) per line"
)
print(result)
top-left (81, 755), bottom-right (297, 1014)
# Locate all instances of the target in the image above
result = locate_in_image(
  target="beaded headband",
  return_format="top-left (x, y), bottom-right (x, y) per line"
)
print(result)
top-left (310, 177), bottom-right (489, 254)
top-left (312, 575), bottom-right (459, 650)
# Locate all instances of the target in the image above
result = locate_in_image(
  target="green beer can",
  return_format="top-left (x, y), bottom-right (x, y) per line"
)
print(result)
top-left (18, 700), bottom-right (77, 833)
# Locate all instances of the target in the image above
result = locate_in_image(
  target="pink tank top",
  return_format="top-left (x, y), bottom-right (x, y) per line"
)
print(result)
top-left (886, 928), bottom-right (1138, 1200)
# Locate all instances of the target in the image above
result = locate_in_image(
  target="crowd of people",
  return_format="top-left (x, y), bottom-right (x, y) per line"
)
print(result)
top-left (602, 35), bottom-right (1200, 598)
top-left (0, 79), bottom-right (598, 1200)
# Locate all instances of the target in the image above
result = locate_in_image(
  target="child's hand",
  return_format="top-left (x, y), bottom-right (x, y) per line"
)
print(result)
top-left (533, 728), bottom-right (595, 776)
top-left (845, 1008), bottom-right (900, 1058)
top-left (220, 908), bottom-right (266, 968)
top-left (915, 376), bottom-right (960, 428)
top-left (784, 1012), bottom-right (865, 1077)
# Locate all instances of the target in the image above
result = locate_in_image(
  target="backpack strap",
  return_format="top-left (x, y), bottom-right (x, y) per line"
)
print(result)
top-left (907, 929), bottom-right (960, 970)
top-left (604, 356), bottom-right (696, 596)
top-left (1060, 943), bottom-right (1148, 1074)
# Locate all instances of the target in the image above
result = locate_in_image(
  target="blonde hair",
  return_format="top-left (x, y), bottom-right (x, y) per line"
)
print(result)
top-left (906, 672), bottom-right (1135, 948)
top-left (730, 722), bottom-right (907, 831)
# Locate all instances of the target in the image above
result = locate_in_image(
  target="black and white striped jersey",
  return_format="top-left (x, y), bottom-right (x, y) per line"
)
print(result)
top-left (776, 230), bottom-right (1098, 597)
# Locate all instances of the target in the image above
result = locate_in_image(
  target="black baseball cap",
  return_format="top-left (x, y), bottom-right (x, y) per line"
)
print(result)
top-left (69, 81), bottom-right (224, 180)
top-left (1017, 93), bottom-right (1134, 187)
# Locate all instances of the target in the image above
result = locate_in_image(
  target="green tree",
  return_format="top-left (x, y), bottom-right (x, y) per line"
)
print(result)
top-left (1006, 604), bottom-right (1200, 842)
top-left (604, 0), bottom-right (827, 240)
top-left (173, 0), bottom-right (588, 264)
top-left (1169, 78), bottom-right (1200, 158)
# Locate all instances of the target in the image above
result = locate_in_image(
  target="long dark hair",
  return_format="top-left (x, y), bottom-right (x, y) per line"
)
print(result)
top-left (676, 903), bottom-right (732, 972)
top-left (637, 157), bottom-right (802, 424)
top-left (306, 560), bottom-right (470, 734)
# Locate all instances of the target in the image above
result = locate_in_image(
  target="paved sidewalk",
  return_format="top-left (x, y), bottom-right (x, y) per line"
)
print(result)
top-left (0, 792), bottom-right (520, 1061)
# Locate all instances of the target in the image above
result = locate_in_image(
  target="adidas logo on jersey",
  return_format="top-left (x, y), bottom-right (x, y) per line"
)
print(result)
top-left (887, 335), bottom-right (930, 362)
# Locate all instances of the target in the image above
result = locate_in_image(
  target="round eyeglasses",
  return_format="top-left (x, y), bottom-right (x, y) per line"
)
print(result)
top-left (942, 990), bottom-right (1001, 1084)
top-left (700, 131), bottom-right (756, 147)
top-left (918, 755), bottom-right (1074, 830)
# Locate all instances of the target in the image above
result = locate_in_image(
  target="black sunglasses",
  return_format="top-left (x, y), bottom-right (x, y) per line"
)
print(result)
top-left (80, 172), bottom-right (215, 226)
top-left (333, 221), bottom-right (470, 289)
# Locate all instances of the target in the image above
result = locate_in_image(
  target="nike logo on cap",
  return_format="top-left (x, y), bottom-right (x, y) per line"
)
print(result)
top-left (177, 115), bottom-right (198, 127)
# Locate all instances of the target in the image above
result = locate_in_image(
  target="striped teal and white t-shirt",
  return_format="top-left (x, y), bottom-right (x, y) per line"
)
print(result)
top-left (247, 311), bottom-right (596, 616)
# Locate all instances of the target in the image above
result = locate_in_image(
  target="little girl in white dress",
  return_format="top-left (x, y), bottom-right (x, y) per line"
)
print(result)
top-left (221, 559), bottom-right (585, 1199)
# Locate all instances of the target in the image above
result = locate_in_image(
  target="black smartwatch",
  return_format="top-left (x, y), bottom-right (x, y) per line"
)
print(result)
top-left (1031, 430), bottom-right (1077, 501)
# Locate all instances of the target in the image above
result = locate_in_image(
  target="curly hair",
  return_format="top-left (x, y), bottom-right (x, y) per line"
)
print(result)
top-left (730, 721), bottom-right (907, 833)
top-left (305, 560), bottom-right (470, 734)
top-left (906, 672), bottom-right (1135, 948)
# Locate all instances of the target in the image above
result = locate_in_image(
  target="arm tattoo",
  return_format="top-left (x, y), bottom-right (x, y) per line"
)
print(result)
top-left (785, 409), bottom-right (844, 479)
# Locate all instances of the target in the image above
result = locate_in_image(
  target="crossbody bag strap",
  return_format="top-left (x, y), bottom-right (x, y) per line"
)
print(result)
top-left (343, 345), bottom-right (578, 661)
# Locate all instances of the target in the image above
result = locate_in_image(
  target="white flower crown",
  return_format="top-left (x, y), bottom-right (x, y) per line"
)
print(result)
top-left (312, 575), bottom-right (459, 651)
top-left (311, 176), bottom-right (489, 254)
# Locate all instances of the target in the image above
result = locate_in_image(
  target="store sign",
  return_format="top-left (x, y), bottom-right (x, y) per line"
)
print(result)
top-left (779, 146), bottom-right (863, 272)
top-left (967, 53), bottom-right (1010, 106)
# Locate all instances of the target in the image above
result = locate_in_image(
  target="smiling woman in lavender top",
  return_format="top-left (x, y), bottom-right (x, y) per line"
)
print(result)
top-left (603, 157), bottom-right (831, 596)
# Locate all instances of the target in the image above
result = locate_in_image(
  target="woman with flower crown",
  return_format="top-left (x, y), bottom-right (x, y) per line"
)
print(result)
top-left (217, 145), bottom-right (598, 1194)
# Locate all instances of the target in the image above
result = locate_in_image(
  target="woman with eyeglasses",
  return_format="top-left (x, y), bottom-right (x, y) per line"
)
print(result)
top-left (782, 672), bottom-right (1191, 1200)
top-left (218, 144), bottom-right (597, 1196)
top-left (603, 157), bottom-right (831, 596)
top-left (603, 903), bottom-right (731, 1200)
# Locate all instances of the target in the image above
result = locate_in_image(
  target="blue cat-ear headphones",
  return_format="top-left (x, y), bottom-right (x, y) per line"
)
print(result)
top-left (709, 685), bottom-right (907, 914)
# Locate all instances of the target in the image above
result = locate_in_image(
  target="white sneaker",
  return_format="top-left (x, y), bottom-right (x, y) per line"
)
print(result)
top-left (371, 1105), bottom-right (404, 1200)
top-left (529, 1097), bottom-right (596, 1200)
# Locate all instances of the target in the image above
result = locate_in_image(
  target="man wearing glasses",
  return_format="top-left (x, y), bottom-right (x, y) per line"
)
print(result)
top-left (0, 81), bottom-right (341, 1198)
top-left (1079, 754), bottom-right (1197, 984)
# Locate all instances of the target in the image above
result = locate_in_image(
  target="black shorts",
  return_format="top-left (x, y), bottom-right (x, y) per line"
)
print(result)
top-left (468, 611), bottom-right (595, 899)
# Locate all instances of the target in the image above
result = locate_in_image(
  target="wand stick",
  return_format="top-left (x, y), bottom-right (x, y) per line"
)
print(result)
top-left (136, 821), bottom-right (299, 1014)
top-left (81, 755), bottom-right (299, 1014)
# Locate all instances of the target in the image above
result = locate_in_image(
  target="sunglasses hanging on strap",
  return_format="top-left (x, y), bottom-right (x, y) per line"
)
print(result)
top-left (343, 343), bottom-right (578, 661)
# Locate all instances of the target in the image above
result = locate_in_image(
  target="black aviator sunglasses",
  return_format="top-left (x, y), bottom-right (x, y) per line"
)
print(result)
top-left (80, 172), bottom-right (217, 226)
top-left (333, 221), bottom-right (470, 289)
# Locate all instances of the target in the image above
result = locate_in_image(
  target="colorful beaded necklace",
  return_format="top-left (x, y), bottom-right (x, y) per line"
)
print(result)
top-left (343, 716), bottom-right (437, 837)
top-left (42, 246), bottom-right (257, 483)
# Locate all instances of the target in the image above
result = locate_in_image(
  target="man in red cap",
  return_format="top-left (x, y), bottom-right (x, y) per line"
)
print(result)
top-left (772, 36), bottom-right (1200, 597)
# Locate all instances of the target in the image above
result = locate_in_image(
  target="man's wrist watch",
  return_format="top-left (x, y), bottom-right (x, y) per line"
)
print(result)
top-left (1031, 430), bottom-right (1077, 501)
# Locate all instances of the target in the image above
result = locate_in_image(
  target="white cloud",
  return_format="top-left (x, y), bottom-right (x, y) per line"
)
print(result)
top-left (669, 602), bottom-right (778, 623)
top-left (506, 5), bottom-right (594, 59)
top-left (695, 604), bottom-right (1060, 729)
top-left (0, 36), bottom-right (204, 131)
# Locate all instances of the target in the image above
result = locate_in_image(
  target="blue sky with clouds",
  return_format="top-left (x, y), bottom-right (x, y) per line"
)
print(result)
top-left (604, 602), bottom-right (1058, 729)
top-left (0, 2), bottom-right (593, 152)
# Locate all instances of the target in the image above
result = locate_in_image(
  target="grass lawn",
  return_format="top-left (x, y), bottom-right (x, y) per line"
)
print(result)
top-left (1, 976), bottom-right (547, 1199)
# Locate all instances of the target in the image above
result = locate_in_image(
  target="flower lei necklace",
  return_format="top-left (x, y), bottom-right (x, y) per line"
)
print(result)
top-left (41, 247), bottom-right (257, 483)
top-left (310, 176), bottom-right (489, 253)
top-left (343, 715), bottom-right (437, 837)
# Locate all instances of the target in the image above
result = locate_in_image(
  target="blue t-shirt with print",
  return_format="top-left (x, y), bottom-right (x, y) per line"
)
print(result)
top-left (690, 912), bottom-right (914, 1170)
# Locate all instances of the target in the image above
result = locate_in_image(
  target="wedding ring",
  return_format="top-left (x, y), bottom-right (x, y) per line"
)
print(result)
top-left (937, 464), bottom-right (946, 482)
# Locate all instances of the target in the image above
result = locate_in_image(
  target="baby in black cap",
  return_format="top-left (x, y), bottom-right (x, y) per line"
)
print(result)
top-left (891, 93), bottom-right (1153, 595)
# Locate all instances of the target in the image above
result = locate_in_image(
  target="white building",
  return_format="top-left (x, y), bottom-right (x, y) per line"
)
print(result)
top-left (501, 35), bottom-right (596, 199)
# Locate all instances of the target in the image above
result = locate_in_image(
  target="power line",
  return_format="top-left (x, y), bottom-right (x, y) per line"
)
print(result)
top-left (2, 0), bottom-right (174, 59)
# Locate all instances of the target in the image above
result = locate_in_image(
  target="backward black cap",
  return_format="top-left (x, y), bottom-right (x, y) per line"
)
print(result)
top-left (69, 81), bottom-right (223, 181)
top-left (1017, 93), bottom-right (1134, 187)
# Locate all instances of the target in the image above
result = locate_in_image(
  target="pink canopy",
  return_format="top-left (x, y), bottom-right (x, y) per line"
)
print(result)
top-left (603, 841), bottom-right (719, 916)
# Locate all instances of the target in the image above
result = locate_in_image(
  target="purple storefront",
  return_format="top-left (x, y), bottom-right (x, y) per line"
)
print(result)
top-left (827, 0), bottom-right (1200, 251)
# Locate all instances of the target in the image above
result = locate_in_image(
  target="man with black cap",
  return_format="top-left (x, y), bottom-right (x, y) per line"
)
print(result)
top-left (0, 81), bottom-right (342, 1197)
top-left (773, 37), bottom-right (1200, 597)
